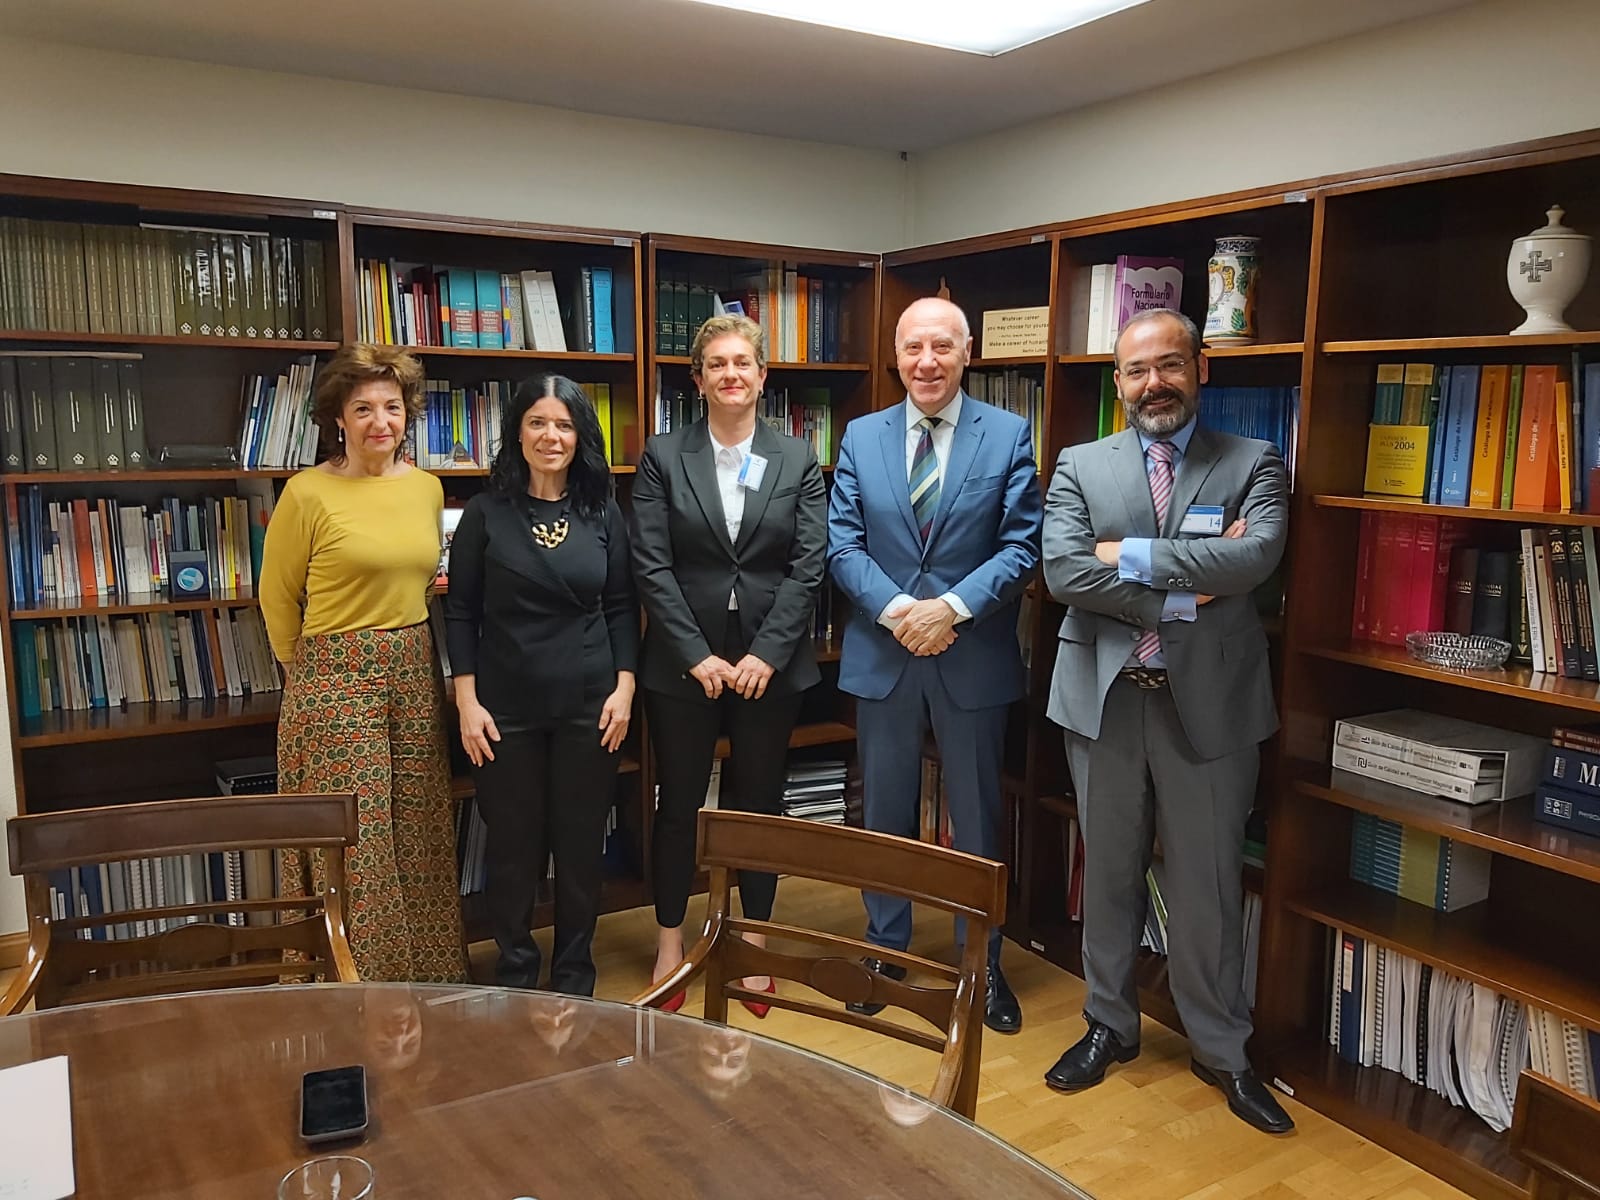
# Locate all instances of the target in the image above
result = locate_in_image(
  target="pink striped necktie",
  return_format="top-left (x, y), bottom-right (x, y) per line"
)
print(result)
top-left (1134, 439), bottom-right (1177, 665)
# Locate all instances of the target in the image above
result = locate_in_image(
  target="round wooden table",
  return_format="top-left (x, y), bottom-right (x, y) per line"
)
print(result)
top-left (0, 983), bottom-right (1092, 1198)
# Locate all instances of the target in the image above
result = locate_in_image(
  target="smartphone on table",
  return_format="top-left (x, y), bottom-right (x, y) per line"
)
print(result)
top-left (300, 1065), bottom-right (369, 1145)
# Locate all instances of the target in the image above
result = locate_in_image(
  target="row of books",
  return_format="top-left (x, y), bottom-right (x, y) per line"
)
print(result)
top-left (11, 607), bottom-right (281, 717)
top-left (4, 485), bottom-right (273, 608)
top-left (1332, 709), bottom-right (1542, 807)
top-left (1365, 361), bottom-right (1600, 513)
top-left (0, 217), bottom-right (330, 340)
top-left (1327, 933), bottom-right (1594, 1132)
top-left (651, 376), bottom-right (837, 453)
top-left (655, 269), bottom-right (855, 363)
top-left (43, 848), bottom-right (276, 940)
top-left (966, 368), bottom-right (1043, 465)
top-left (1349, 810), bottom-right (1491, 911)
top-left (1067, 256), bottom-right (1184, 355)
top-left (0, 353), bottom-right (151, 472)
top-left (1350, 514), bottom-right (1600, 683)
top-left (782, 760), bottom-right (846, 825)
top-left (1056, 813), bottom-right (1262, 1007)
top-left (356, 262), bottom-right (616, 354)
top-left (234, 356), bottom-right (319, 471)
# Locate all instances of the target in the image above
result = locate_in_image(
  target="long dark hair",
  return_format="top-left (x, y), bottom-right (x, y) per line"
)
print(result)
top-left (488, 373), bottom-right (611, 519)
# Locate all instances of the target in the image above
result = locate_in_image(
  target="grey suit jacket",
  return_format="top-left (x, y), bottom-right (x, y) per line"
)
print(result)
top-left (1042, 425), bottom-right (1288, 760)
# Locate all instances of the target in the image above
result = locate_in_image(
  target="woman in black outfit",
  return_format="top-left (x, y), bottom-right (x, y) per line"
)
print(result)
top-left (632, 314), bottom-right (828, 1015)
top-left (445, 373), bottom-right (637, 995)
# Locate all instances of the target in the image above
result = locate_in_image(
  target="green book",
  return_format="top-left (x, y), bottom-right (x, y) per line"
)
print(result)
top-left (174, 230), bottom-right (198, 336)
top-left (17, 356), bottom-right (56, 470)
top-left (1500, 364), bottom-right (1524, 508)
top-left (49, 356), bottom-right (95, 472)
top-left (217, 233), bottom-right (242, 338)
top-left (118, 360), bottom-right (149, 469)
top-left (0, 356), bottom-right (22, 471)
top-left (302, 239), bottom-right (327, 340)
top-left (93, 359), bottom-right (126, 470)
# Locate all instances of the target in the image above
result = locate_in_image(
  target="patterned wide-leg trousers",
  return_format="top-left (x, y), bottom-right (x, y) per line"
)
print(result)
top-left (277, 623), bottom-right (466, 983)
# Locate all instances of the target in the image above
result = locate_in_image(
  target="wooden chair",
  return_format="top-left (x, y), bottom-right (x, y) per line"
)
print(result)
top-left (631, 809), bottom-right (1006, 1119)
top-left (1512, 1070), bottom-right (1600, 1199)
top-left (1, 792), bottom-right (360, 1015)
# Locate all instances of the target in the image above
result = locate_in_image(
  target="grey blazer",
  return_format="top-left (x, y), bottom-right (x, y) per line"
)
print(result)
top-left (1041, 425), bottom-right (1288, 760)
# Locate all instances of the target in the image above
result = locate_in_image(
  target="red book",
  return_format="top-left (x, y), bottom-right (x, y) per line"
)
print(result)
top-left (1351, 511), bottom-right (1378, 640)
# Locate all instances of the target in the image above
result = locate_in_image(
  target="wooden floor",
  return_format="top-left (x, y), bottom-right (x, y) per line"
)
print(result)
top-left (0, 878), bottom-right (1472, 1199)
top-left (476, 876), bottom-right (1472, 1200)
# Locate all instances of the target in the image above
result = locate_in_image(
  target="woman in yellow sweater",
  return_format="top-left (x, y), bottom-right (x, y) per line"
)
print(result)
top-left (260, 344), bottom-right (465, 982)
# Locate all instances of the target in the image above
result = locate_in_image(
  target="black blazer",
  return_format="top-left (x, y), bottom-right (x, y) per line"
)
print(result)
top-left (444, 491), bottom-right (638, 722)
top-left (631, 419), bottom-right (827, 698)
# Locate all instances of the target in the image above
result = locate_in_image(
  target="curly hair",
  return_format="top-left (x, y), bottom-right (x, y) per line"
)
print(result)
top-left (487, 373), bottom-right (612, 519)
top-left (310, 344), bottom-right (426, 464)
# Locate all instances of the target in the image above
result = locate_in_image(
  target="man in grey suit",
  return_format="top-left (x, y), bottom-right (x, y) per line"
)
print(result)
top-left (1040, 308), bottom-right (1292, 1134)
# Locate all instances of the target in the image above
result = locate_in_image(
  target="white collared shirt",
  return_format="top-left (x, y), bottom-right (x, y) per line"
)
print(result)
top-left (712, 429), bottom-right (754, 610)
top-left (903, 390), bottom-right (962, 481)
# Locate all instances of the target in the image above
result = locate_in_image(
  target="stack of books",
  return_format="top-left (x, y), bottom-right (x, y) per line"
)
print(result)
top-left (781, 760), bottom-right (846, 825)
top-left (1348, 811), bottom-right (1491, 911)
top-left (1331, 709), bottom-right (1543, 805)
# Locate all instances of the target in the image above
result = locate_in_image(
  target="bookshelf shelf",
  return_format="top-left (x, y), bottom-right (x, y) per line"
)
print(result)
top-left (0, 330), bottom-right (340, 352)
top-left (1321, 332), bottom-right (1600, 354)
top-left (0, 468), bottom-right (297, 485)
top-left (713, 719), bottom-right (853, 762)
top-left (654, 355), bottom-right (870, 372)
top-left (1284, 879), bottom-right (1600, 1029)
top-left (11, 590), bottom-right (261, 619)
top-left (1267, 1036), bottom-right (1531, 1200)
top-left (16, 692), bottom-right (282, 748)
top-left (1296, 773), bottom-right (1600, 885)
top-left (1056, 342), bottom-right (1304, 364)
top-left (1303, 641), bottom-right (1600, 713)
top-left (399, 345), bottom-right (635, 364)
top-left (1313, 494), bottom-right (1600, 526)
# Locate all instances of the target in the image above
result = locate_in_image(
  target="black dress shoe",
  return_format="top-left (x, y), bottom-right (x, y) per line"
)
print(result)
top-left (1190, 1060), bottom-right (1295, 1134)
top-left (1044, 1021), bottom-right (1139, 1091)
top-left (846, 956), bottom-right (907, 1016)
top-left (984, 963), bottom-right (1022, 1033)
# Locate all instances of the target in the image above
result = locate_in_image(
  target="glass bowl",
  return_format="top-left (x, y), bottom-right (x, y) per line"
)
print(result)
top-left (1404, 631), bottom-right (1511, 671)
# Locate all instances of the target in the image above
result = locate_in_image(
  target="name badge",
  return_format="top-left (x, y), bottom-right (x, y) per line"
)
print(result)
top-left (738, 453), bottom-right (768, 492)
top-left (1179, 504), bottom-right (1225, 535)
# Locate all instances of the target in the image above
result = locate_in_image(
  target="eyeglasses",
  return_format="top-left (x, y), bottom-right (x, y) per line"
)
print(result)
top-left (1118, 356), bottom-right (1192, 383)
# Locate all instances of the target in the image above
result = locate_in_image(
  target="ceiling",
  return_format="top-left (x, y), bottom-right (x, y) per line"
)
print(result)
top-left (3, 0), bottom-right (1475, 151)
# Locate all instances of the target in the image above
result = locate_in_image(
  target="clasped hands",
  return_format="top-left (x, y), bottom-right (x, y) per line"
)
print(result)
top-left (886, 597), bottom-right (959, 657)
top-left (1093, 518), bottom-right (1247, 605)
top-left (689, 653), bottom-right (775, 700)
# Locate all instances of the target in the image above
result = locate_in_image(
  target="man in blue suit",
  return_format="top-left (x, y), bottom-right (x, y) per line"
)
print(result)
top-left (827, 296), bottom-right (1042, 1033)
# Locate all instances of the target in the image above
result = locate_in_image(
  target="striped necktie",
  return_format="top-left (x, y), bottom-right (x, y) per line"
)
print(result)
top-left (909, 416), bottom-right (942, 542)
top-left (1134, 438), bottom-right (1177, 664)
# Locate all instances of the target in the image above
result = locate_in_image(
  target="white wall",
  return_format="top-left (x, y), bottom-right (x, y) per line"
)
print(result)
top-left (907, 0), bottom-right (1600, 246)
top-left (0, 36), bottom-right (909, 252)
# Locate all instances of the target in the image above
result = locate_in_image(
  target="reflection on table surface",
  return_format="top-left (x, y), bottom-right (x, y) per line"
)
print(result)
top-left (0, 982), bottom-right (1092, 1199)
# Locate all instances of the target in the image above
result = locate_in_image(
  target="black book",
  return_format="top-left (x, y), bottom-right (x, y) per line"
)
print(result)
top-left (1470, 549), bottom-right (1514, 642)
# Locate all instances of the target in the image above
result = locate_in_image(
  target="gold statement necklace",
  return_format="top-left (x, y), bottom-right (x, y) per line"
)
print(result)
top-left (530, 493), bottom-right (570, 550)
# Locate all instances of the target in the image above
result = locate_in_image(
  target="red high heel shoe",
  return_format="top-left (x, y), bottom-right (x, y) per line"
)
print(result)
top-left (740, 977), bottom-right (777, 1019)
top-left (661, 988), bottom-right (687, 1014)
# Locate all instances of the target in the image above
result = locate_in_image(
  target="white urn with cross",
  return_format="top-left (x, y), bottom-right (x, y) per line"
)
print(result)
top-left (1507, 205), bottom-right (1590, 335)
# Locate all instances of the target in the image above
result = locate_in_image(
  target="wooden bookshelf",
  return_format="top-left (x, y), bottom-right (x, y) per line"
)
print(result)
top-left (16, 691), bottom-right (282, 747)
top-left (655, 354), bottom-right (870, 372)
top-left (1296, 774), bottom-right (1600, 885)
top-left (1260, 129), bottom-right (1600, 1199)
top-left (12, 590), bottom-right (261, 619)
top-left (1313, 493), bottom-right (1600, 527)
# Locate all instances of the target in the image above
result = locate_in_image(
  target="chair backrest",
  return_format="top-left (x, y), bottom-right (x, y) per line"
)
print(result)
top-left (1512, 1071), bottom-right (1600, 1199)
top-left (637, 809), bottom-right (1007, 1119)
top-left (2, 793), bottom-right (360, 1013)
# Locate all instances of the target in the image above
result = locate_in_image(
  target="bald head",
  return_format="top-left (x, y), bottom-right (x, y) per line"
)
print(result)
top-left (895, 297), bottom-right (970, 347)
top-left (895, 297), bottom-right (972, 415)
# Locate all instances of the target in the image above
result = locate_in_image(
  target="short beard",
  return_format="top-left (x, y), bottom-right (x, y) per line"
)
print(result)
top-left (1123, 388), bottom-right (1196, 437)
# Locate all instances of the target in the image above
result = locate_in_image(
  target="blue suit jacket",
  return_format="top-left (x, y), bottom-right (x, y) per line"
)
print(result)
top-left (826, 394), bottom-right (1042, 710)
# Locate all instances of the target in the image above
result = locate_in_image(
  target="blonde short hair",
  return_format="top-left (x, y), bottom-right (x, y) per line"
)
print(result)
top-left (690, 313), bottom-right (767, 373)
